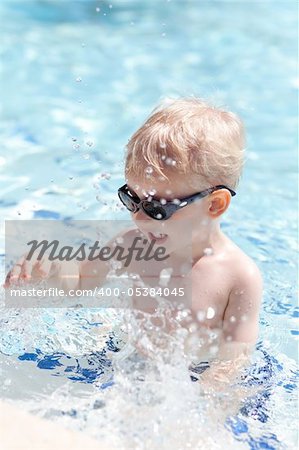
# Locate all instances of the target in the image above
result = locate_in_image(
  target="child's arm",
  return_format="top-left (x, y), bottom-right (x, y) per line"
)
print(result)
top-left (78, 228), bottom-right (136, 290)
top-left (199, 263), bottom-right (263, 389)
top-left (222, 263), bottom-right (263, 346)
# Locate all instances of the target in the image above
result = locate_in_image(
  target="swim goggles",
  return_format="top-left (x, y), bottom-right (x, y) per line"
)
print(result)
top-left (118, 183), bottom-right (236, 220)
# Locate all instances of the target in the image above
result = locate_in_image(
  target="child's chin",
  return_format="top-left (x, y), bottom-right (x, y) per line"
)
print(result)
top-left (158, 238), bottom-right (183, 256)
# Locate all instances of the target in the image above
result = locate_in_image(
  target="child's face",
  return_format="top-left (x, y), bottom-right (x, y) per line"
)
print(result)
top-left (125, 172), bottom-right (216, 254)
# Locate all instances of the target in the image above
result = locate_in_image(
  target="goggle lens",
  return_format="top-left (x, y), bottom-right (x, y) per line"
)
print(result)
top-left (118, 191), bottom-right (138, 212)
top-left (142, 200), bottom-right (168, 220)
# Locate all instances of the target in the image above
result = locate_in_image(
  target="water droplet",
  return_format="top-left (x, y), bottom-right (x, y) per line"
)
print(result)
top-left (156, 213), bottom-right (163, 219)
top-left (96, 195), bottom-right (101, 202)
top-left (197, 311), bottom-right (205, 322)
top-left (145, 166), bottom-right (153, 174)
top-left (203, 247), bottom-right (213, 256)
top-left (209, 345), bottom-right (218, 355)
top-left (71, 137), bottom-right (77, 142)
top-left (159, 267), bottom-right (173, 287)
top-left (100, 172), bottom-right (111, 180)
top-left (165, 157), bottom-right (175, 165)
top-left (86, 140), bottom-right (94, 147)
top-left (96, 7), bottom-right (100, 12)
top-left (241, 314), bottom-right (248, 322)
top-left (206, 307), bottom-right (215, 319)
top-left (93, 399), bottom-right (105, 409)
top-left (76, 77), bottom-right (82, 82)
top-left (172, 198), bottom-right (180, 205)
top-left (73, 143), bottom-right (80, 150)
top-left (229, 315), bottom-right (236, 323)
top-left (189, 324), bottom-right (198, 335)
top-left (82, 154), bottom-right (90, 159)
top-left (181, 310), bottom-right (189, 318)
top-left (160, 198), bottom-right (167, 205)
top-left (162, 32), bottom-right (166, 37)
top-left (68, 176), bottom-right (74, 180)
top-left (109, 4), bottom-right (113, 8)
top-left (148, 189), bottom-right (156, 196)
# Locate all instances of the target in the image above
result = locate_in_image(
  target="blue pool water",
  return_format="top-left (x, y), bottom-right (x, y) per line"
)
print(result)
top-left (0, 1), bottom-right (298, 449)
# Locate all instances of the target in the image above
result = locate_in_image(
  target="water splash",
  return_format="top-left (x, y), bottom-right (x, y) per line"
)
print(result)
top-left (0, 281), bottom-right (298, 449)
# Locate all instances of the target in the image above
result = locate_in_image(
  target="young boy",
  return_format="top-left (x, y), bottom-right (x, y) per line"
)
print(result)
top-left (5, 97), bottom-right (263, 387)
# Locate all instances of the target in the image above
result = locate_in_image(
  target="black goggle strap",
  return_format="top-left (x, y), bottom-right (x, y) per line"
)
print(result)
top-left (213, 185), bottom-right (236, 196)
top-left (181, 185), bottom-right (236, 206)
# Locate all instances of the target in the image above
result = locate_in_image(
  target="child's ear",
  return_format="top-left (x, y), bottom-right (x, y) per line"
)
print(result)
top-left (207, 190), bottom-right (231, 218)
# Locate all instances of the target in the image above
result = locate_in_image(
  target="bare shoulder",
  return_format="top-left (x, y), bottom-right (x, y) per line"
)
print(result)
top-left (220, 239), bottom-right (263, 316)
top-left (228, 242), bottom-right (263, 289)
top-left (192, 235), bottom-right (263, 292)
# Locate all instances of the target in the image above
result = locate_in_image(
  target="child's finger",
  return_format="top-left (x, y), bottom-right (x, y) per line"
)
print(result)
top-left (4, 270), bottom-right (13, 287)
top-left (36, 258), bottom-right (52, 278)
top-left (8, 263), bottom-right (23, 283)
top-left (4, 254), bottom-right (34, 287)
top-left (20, 259), bottom-right (33, 280)
top-left (4, 259), bottom-right (22, 286)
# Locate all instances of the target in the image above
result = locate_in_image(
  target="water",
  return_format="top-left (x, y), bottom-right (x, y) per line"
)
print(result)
top-left (0, 1), bottom-right (298, 449)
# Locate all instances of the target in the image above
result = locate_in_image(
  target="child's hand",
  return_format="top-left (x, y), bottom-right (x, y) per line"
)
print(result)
top-left (4, 254), bottom-right (81, 291)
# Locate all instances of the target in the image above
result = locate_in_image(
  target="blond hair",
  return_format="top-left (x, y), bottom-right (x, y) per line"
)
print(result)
top-left (125, 97), bottom-right (246, 189)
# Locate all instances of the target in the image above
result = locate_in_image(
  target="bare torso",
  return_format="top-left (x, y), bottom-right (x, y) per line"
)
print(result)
top-left (114, 228), bottom-right (254, 331)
